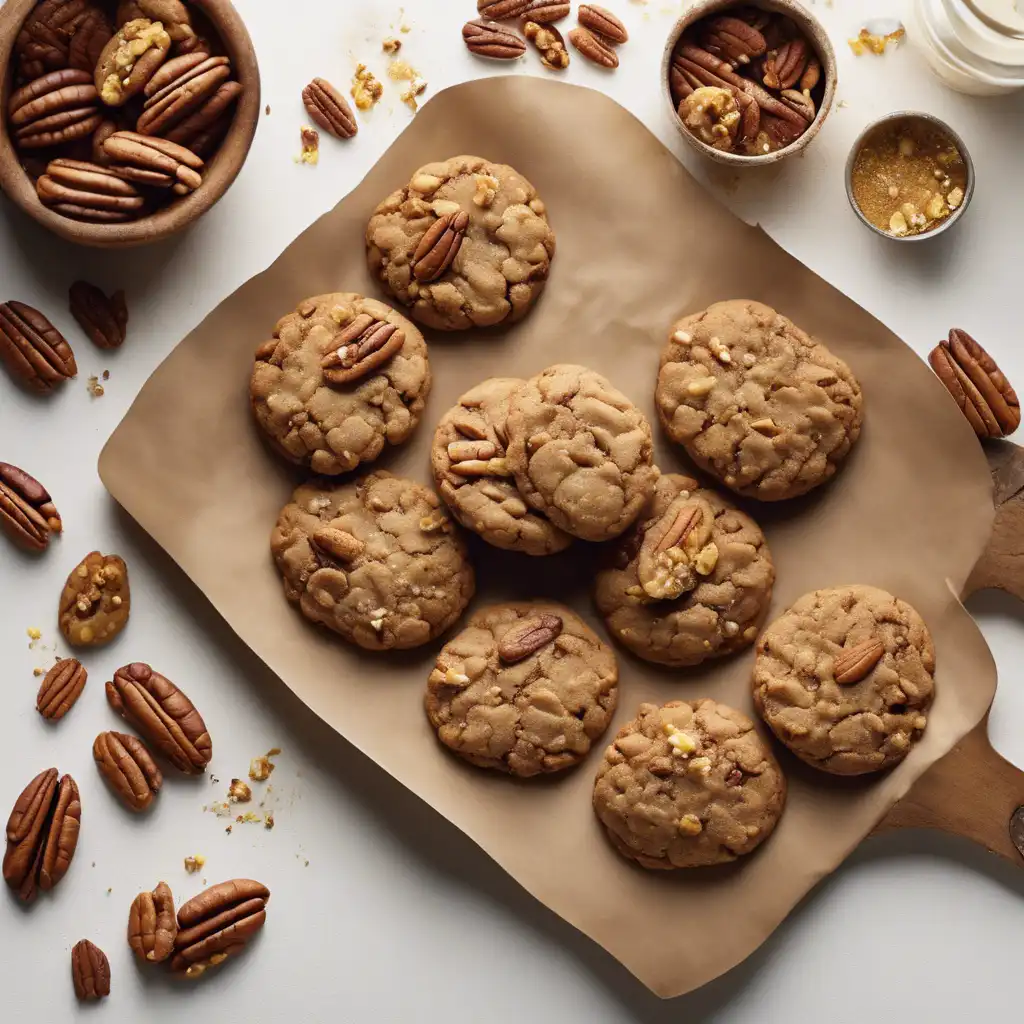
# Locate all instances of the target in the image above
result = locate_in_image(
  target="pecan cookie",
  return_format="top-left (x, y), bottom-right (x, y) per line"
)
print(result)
top-left (594, 474), bottom-right (773, 666)
top-left (271, 472), bottom-right (474, 650)
top-left (752, 585), bottom-right (935, 775)
top-left (251, 294), bottom-right (430, 475)
top-left (593, 699), bottom-right (786, 869)
top-left (431, 377), bottom-right (571, 556)
top-left (505, 364), bottom-right (659, 541)
top-left (656, 301), bottom-right (863, 501)
top-left (365, 155), bottom-right (556, 331)
top-left (426, 602), bottom-right (618, 776)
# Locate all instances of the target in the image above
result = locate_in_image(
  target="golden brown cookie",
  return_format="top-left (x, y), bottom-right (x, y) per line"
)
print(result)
top-left (271, 472), bottom-right (474, 650)
top-left (593, 699), bottom-right (786, 869)
top-left (655, 300), bottom-right (863, 501)
top-left (431, 377), bottom-right (572, 556)
top-left (426, 602), bottom-right (618, 776)
top-left (594, 474), bottom-right (774, 666)
top-left (752, 585), bottom-right (935, 775)
top-left (250, 293), bottom-right (430, 476)
top-left (505, 364), bottom-right (659, 541)
top-left (365, 155), bottom-right (556, 331)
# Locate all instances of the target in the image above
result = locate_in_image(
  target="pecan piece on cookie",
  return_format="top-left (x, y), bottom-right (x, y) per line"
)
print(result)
top-left (319, 314), bottom-right (405, 385)
top-left (0, 462), bottom-right (62, 552)
top-left (103, 130), bottom-right (203, 193)
top-left (833, 638), bottom-right (884, 685)
top-left (37, 658), bottom-right (87, 721)
top-left (137, 52), bottom-right (231, 137)
top-left (37, 158), bottom-right (145, 223)
top-left (412, 211), bottom-right (470, 282)
top-left (579, 4), bottom-right (629, 44)
top-left (94, 18), bottom-right (171, 106)
top-left (462, 19), bottom-right (527, 60)
top-left (59, 551), bottom-right (131, 647)
top-left (302, 78), bottom-right (358, 139)
top-left (106, 662), bottom-right (212, 774)
top-left (3, 768), bottom-right (81, 902)
top-left (71, 939), bottom-right (110, 1001)
top-left (94, 731), bottom-right (163, 811)
top-left (8, 69), bottom-right (101, 150)
top-left (930, 328), bottom-right (1021, 439)
top-left (128, 880), bottom-right (177, 962)
top-left (171, 879), bottom-right (270, 977)
top-left (497, 613), bottom-right (563, 663)
top-left (0, 301), bottom-right (77, 393)
top-left (569, 27), bottom-right (618, 68)
top-left (69, 280), bottom-right (128, 349)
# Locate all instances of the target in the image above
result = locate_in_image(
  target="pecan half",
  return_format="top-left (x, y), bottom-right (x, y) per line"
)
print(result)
top-left (163, 79), bottom-right (243, 152)
top-left (171, 879), bottom-right (270, 977)
top-left (579, 4), bottom-right (629, 44)
top-left (117, 0), bottom-right (195, 44)
top-left (106, 663), bottom-right (212, 774)
top-left (37, 658), bottom-right (87, 721)
top-left (462, 19), bottom-right (527, 60)
top-left (311, 526), bottom-right (363, 562)
top-left (103, 131), bottom-right (203, 193)
top-left (3, 768), bottom-right (81, 903)
top-left (128, 880), bottom-right (177, 962)
top-left (68, 7), bottom-right (113, 72)
top-left (15, 0), bottom-right (92, 80)
top-left (0, 301), bottom-right (77, 393)
top-left (930, 329), bottom-right (1021, 439)
top-left (478, 0), bottom-right (532, 17)
top-left (59, 551), bottom-right (131, 647)
top-left (412, 211), bottom-right (470, 282)
top-left (569, 27), bottom-right (618, 68)
top-left (834, 638), bottom-right (884, 685)
top-left (761, 37), bottom-right (809, 90)
top-left (637, 497), bottom-right (710, 600)
top-left (71, 939), bottom-right (110, 1001)
top-left (94, 18), bottom-right (171, 106)
top-left (701, 15), bottom-right (764, 66)
top-left (320, 314), bottom-right (405, 385)
top-left (780, 88), bottom-right (815, 121)
top-left (137, 52), bottom-right (231, 137)
top-left (69, 280), bottom-right (128, 349)
top-left (523, 20), bottom-right (570, 70)
top-left (94, 731), bottom-right (163, 811)
top-left (302, 77), bottom-right (358, 139)
top-left (498, 614), bottom-right (563, 663)
top-left (37, 158), bottom-right (145, 223)
top-left (522, 1), bottom-right (570, 23)
top-left (0, 462), bottom-right (62, 551)
top-left (8, 69), bottom-right (101, 150)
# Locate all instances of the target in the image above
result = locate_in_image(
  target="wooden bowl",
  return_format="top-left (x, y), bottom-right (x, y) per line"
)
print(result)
top-left (662, 0), bottom-right (837, 167)
top-left (0, 0), bottom-right (260, 248)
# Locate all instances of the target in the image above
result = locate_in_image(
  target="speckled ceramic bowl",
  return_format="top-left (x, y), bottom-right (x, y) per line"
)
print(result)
top-left (662, 0), bottom-right (837, 167)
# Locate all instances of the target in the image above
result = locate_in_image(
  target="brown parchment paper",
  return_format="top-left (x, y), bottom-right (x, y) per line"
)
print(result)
top-left (98, 78), bottom-right (997, 999)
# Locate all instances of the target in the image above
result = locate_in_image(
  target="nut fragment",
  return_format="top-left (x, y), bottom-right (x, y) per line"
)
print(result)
top-left (311, 526), bottom-right (363, 562)
top-left (0, 301), bottom-right (77, 393)
top-left (680, 86), bottom-right (740, 151)
top-left (128, 880), bottom-right (177, 963)
top-left (37, 658), bottom-right (87, 721)
top-left (833, 637), bottom-right (884, 685)
top-left (568, 27), bottom-right (618, 68)
top-left (579, 4), bottom-right (629, 44)
top-left (497, 614), bottom-right (563, 663)
top-left (94, 731), bottom-right (163, 811)
top-left (69, 280), bottom-right (128, 349)
top-left (412, 211), bottom-right (470, 282)
top-left (524, 20), bottom-right (570, 70)
top-left (71, 939), bottom-right (110, 1001)
top-left (350, 63), bottom-right (382, 111)
top-left (319, 314), bottom-right (405, 385)
top-left (462, 19), bottom-right (527, 60)
top-left (637, 499), bottom-right (708, 600)
top-left (0, 462), bottom-right (62, 552)
top-left (302, 77), bottom-right (358, 139)
top-left (58, 551), bottom-right (130, 648)
top-left (929, 329), bottom-right (1021, 439)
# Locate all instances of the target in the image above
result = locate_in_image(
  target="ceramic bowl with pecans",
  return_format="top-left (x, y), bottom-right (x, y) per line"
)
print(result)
top-left (0, 0), bottom-right (260, 247)
top-left (662, 0), bottom-right (837, 167)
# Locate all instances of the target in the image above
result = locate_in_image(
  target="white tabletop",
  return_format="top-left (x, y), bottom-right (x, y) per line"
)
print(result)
top-left (3, 1), bottom-right (1024, 1020)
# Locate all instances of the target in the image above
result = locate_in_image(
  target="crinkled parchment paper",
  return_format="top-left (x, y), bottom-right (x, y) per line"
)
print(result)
top-left (98, 78), bottom-right (996, 998)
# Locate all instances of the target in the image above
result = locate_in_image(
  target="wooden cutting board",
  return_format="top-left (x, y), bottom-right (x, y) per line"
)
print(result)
top-left (876, 439), bottom-right (1024, 861)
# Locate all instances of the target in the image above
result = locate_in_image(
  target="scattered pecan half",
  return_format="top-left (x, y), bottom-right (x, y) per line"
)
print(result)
top-left (71, 939), bottom-right (110, 1001)
top-left (302, 77), bottom-right (358, 139)
top-left (0, 301), bottom-right (77, 392)
top-left (69, 280), bottom-right (128, 349)
top-left (498, 614), bottom-right (563, 663)
top-left (37, 658), bottom-right (87, 720)
top-left (569, 27), bottom-right (618, 68)
top-left (462, 19), bottom-right (527, 60)
top-left (477, 0), bottom-right (532, 17)
top-left (522, 1), bottom-right (570, 23)
top-left (3, 768), bottom-right (81, 903)
top-left (94, 731), bottom-right (163, 811)
top-left (0, 462), bottom-right (62, 551)
top-left (129, 880), bottom-right (177, 962)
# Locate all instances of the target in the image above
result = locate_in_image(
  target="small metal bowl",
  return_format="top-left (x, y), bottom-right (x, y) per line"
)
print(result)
top-left (845, 111), bottom-right (976, 242)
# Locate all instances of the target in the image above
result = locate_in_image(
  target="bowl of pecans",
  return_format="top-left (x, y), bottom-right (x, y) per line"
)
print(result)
top-left (0, 0), bottom-right (260, 247)
top-left (662, 0), bottom-right (837, 166)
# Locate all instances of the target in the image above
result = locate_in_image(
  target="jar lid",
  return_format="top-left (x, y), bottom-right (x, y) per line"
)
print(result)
top-left (964, 0), bottom-right (1024, 36)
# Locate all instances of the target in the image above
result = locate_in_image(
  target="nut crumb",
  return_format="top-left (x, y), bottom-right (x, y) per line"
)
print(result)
top-left (33, 667), bottom-right (43, 676)
top-left (265, 104), bottom-right (271, 115)
top-left (848, 24), bottom-right (905, 56)
top-left (225, 825), bottom-right (232, 834)
top-left (228, 778), bottom-right (252, 802)
top-left (183, 854), bottom-right (205, 873)
top-left (102, 369), bottom-right (110, 381)
top-left (351, 64), bottom-right (383, 111)
top-left (299, 126), bottom-right (320, 166)
top-left (27, 627), bottom-right (41, 641)
top-left (87, 375), bottom-right (104, 397)
top-left (383, 37), bottom-right (401, 53)
top-left (249, 749), bottom-right (280, 781)
top-left (264, 812), bottom-right (275, 830)
top-left (400, 79), bottom-right (427, 112)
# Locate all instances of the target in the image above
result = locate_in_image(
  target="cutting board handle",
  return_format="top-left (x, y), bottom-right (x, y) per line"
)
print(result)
top-left (877, 440), bottom-right (1024, 861)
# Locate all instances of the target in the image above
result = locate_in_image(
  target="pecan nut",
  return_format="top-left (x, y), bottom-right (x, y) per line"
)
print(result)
top-left (137, 52), bottom-right (231, 137)
top-left (637, 497), bottom-right (711, 600)
top-left (94, 18), bottom-right (171, 106)
top-left (0, 301), bottom-right (77, 393)
top-left (128, 880), bottom-right (177, 962)
top-left (498, 614), bottom-right (563, 663)
top-left (8, 69), bottom-right (101, 150)
top-left (117, 0), bottom-right (194, 44)
top-left (14, 0), bottom-right (92, 80)
top-left (94, 731), bottom-right (163, 811)
top-left (524, 20), bottom-right (570, 70)
top-left (90, 118), bottom-right (120, 165)
top-left (302, 77), bottom-right (358, 139)
top-left (0, 462), bottom-right (62, 551)
top-left (68, 7), bottom-right (113, 72)
top-left (568, 27), bottom-right (618, 68)
top-left (462, 20), bottom-right (527, 60)
top-left (171, 879), bottom-right (270, 977)
top-left (71, 939), bottom-right (110, 1001)
top-left (3, 768), bottom-right (81, 903)
top-left (69, 280), bottom-right (128, 349)
top-left (59, 551), bottom-right (131, 647)
top-left (579, 4), bottom-right (629, 44)
top-left (701, 15), bottom-right (764, 66)
top-left (311, 526), bottom-right (364, 562)
top-left (929, 329), bottom-right (1021, 439)
top-left (37, 658), bottom-right (87, 721)
top-left (477, 0), bottom-right (532, 17)
top-left (780, 88), bottom-right (815, 121)
top-left (521, 1), bottom-right (570, 23)
top-left (106, 662), bottom-right (212, 774)
top-left (37, 158), bottom-right (146, 223)
top-left (320, 314), bottom-right (405, 385)
top-left (103, 130), bottom-right (203, 193)
top-left (163, 79), bottom-right (243, 153)
top-left (761, 37), bottom-right (809, 91)
top-left (412, 211), bottom-right (470, 282)
top-left (833, 638), bottom-right (884, 685)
